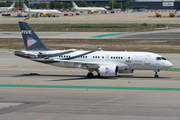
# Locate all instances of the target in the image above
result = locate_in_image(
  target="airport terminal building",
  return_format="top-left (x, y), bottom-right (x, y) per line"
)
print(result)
top-left (130, 0), bottom-right (180, 10)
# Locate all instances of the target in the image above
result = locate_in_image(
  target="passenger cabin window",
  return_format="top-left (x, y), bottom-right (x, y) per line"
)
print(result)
top-left (128, 57), bottom-right (130, 59)
top-left (102, 56), bottom-right (104, 59)
top-left (156, 57), bottom-right (161, 60)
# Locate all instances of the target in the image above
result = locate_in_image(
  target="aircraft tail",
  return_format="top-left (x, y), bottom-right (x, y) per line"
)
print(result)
top-left (72, 2), bottom-right (78, 8)
top-left (19, 22), bottom-right (51, 51)
top-left (10, 2), bottom-right (15, 8)
top-left (22, 3), bottom-right (29, 11)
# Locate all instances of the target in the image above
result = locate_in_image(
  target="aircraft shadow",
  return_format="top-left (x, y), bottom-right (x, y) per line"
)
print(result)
top-left (12, 73), bottom-right (171, 81)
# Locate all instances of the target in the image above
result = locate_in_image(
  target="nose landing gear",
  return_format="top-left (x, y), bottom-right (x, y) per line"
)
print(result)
top-left (154, 70), bottom-right (160, 78)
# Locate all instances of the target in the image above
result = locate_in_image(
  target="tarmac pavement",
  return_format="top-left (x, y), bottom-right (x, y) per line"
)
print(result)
top-left (0, 50), bottom-right (180, 120)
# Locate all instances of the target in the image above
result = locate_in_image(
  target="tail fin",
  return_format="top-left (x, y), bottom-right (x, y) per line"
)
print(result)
top-left (19, 22), bottom-right (51, 51)
top-left (22, 3), bottom-right (29, 11)
top-left (72, 2), bottom-right (78, 8)
top-left (10, 2), bottom-right (15, 8)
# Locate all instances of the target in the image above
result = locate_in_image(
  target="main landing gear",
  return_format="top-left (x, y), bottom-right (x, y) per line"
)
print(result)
top-left (154, 70), bottom-right (160, 78)
top-left (87, 72), bottom-right (94, 78)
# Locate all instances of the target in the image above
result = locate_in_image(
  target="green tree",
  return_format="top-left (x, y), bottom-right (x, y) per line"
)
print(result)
top-left (18, 0), bottom-right (23, 10)
top-left (69, 2), bottom-right (72, 8)
top-left (94, 2), bottom-right (100, 7)
top-left (63, 3), bottom-right (69, 9)
top-left (6, 1), bottom-right (13, 7)
top-left (108, 0), bottom-right (118, 9)
top-left (0, 2), bottom-right (6, 7)
top-left (55, 2), bottom-right (62, 9)
top-left (101, 2), bottom-right (106, 7)
top-left (88, 2), bottom-right (93, 7)
top-left (75, 1), bottom-right (81, 7)
top-left (49, 1), bottom-right (55, 9)
top-left (118, 2), bottom-right (122, 9)
top-left (122, 2), bottom-right (130, 10)
top-left (81, 0), bottom-right (87, 7)
top-left (34, 3), bottom-right (40, 9)
top-left (41, 3), bottom-right (47, 9)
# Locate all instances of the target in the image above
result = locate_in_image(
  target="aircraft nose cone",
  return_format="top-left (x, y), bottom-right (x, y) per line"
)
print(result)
top-left (164, 61), bottom-right (173, 68)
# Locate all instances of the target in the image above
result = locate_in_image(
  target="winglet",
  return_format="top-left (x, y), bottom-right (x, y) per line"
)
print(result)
top-left (98, 46), bottom-right (103, 51)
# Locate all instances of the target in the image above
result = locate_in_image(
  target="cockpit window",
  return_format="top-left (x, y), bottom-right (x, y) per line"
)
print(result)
top-left (161, 57), bottom-right (167, 60)
top-left (156, 57), bottom-right (161, 60)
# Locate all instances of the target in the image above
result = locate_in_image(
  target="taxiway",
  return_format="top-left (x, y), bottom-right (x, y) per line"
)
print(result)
top-left (0, 50), bottom-right (180, 120)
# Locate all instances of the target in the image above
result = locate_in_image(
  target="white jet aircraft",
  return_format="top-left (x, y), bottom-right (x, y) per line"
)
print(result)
top-left (22, 3), bottom-right (60, 16)
top-left (14, 22), bottom-right (173, 78)
top-left (0, 2), bottom-right (15, 12)
top-left (72, 1), bottom-right (107, 14)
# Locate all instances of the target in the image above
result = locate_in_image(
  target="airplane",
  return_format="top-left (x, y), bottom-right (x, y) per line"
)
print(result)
top-left (72, 1), bottom-right (107, 14)
top-left (22, 3), bottom-right (60, 16)
top-left (14, 22), bottom-right (173, 78)
top-left (0, 2), bottom-right (15, 12)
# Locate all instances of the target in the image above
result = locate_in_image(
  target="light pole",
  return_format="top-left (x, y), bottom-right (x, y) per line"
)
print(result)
top-left (112, 0), bottom-right (113, 10)
top-left (29, 0), bottom-right (30, 18)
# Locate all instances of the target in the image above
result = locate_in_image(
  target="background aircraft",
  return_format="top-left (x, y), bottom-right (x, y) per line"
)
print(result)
top-left (14, 22), bottom-right (172, 78)
top-left (22, 3), bottom-right (60, 16)
top-left (0, 2), bottom-right (15, 12)
top-left (72, 2), bottom-right (107, 14)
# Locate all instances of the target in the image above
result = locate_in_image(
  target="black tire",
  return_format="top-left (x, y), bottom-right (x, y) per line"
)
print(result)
top-left (98, 73), bottom-right (100, 77)
top-left (87, 73), bottom-right (94, 78)
top-left (154, 75), bottom-right (159, 78)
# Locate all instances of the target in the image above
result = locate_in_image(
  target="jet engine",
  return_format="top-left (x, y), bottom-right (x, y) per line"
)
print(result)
top-left (91, 10), bottom-right (95, 14)
top-left (42, 13), bottom-right (47, 17)
top-left (98, 65), bottom-right (118, 76)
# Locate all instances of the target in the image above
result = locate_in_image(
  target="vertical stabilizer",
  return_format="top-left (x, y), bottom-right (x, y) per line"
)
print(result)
top-left (72, 2), bottom-right (78, 8)
top-left (19, 22), bottom-right (51, 51)
top-left (10, 2), bottom-right (15, 8)
top-left (23, 3), bottom-right (29, 11)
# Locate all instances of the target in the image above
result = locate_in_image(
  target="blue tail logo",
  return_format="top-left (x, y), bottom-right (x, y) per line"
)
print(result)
top-left (27, 36), bottom-right (37, 48)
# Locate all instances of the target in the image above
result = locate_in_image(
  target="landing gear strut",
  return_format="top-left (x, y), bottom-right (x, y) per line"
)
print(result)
top-left (87, 72), bottom-right (94, 78)
top-left (154, 70), bottom-right (160, 78)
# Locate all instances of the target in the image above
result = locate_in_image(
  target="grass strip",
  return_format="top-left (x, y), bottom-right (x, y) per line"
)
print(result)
top-left (0, 84), bottom-right (180, 91)
top-left (166, 68), bottom-right (180, 71)
top-left (91, 32), bottom-right (132, 38)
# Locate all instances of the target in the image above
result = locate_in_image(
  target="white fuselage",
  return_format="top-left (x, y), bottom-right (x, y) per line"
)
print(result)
top-left (24, 9), bottom-right (61, 14)
top-left (16, 50), bottom-right (172, 71)
top-left (0, 7), bottom-right (14, 12)
top-left (74, 7), bottom-right (107, 11)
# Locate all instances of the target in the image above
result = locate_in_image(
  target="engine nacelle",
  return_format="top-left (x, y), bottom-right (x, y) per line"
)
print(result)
top-left (91, 10), bottom-right (95, 13)
top-left (42, 13), bottom-right (47, 16)
top-left (98, 65), bottom-right (118, 76)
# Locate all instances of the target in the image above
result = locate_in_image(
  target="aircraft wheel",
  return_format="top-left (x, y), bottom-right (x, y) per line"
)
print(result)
top-left (98, 73), bottom-right (100, 77)
top-left (154, 75), bottom-right (159, 78)
top-left (87, 73), bottom-right (94, 78)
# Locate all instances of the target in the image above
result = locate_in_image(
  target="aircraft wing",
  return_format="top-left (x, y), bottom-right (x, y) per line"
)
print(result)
top-left (54, 59), bottom-right (99, 65)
